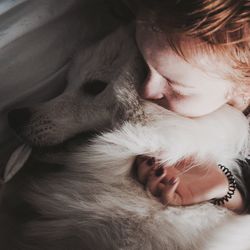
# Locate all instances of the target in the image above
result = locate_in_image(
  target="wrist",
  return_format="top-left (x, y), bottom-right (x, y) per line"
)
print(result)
top-left (215, 165), bottom-right (237, 203)
top-left (212, 165), bottom-right (245, 214)
top-left (223, 188), bottom-right (245, 214)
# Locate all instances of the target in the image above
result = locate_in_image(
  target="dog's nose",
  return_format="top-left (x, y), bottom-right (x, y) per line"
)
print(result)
top-left (8, 108), bottom-right (31, 131)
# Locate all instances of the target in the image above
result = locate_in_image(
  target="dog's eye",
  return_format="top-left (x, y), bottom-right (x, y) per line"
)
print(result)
top-left (82, 80), bottom-right (108, 96)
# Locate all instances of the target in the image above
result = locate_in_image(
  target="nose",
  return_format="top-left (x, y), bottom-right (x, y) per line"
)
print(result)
top-left (8, 107), bottom-right (31, 132)
top-left (140, 72), bottom-right (166, 100)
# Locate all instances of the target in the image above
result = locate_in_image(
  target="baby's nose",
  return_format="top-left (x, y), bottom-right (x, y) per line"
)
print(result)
top-left (140, 73), bottom-right (165, 100)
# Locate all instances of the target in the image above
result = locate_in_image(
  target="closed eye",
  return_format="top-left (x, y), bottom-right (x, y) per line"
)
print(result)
top-left (164, 78), bottom-right (194, 97)
top-left (163, 75), bottom-right (194, 90)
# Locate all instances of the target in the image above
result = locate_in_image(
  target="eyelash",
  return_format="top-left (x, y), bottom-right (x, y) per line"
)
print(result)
top-left (166, 79), bottom-right (185, 97)
top-left (163, 76), bottom-right (192, 98)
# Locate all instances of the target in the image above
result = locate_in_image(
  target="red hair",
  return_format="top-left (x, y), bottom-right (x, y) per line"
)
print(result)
top-left (126, 0), bottom-right (250, 107)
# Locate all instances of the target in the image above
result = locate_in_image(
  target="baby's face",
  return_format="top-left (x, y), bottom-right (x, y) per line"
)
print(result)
top-left (136, 24), bottom-right (234, 117)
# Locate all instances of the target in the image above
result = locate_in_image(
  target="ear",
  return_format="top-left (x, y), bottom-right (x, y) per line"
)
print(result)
top-left (227, 85), bottom-right (250, 111)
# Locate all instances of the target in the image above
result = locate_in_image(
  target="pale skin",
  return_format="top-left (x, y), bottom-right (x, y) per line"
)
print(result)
top-left (135, 23), bottom-right (247, 213)
top-left (135, 156), bottom-right (244, 213)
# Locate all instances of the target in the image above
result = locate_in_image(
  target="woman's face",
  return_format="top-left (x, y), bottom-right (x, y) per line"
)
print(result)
top-left (136, 24), bottom-right (233, 117)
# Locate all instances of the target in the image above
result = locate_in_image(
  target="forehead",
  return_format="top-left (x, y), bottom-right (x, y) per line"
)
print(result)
top-left (136, 23), bottom-right (231, 79)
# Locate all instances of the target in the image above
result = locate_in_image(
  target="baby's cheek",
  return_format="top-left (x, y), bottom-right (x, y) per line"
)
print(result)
top-left (168, 98), bottom-right (207, 117)
top-left (167, 97), bottom-right (189, 113)
top-left (172, 94), bottom-right (228, 117)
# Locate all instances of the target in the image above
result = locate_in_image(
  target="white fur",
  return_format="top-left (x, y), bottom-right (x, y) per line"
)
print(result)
top-left (80, 102), bottom-right (248, 169)
top-left (203, 216), bottom-right (250, 250)
top-left (62, 102), bottom-right (249, 250)
top-left (2, 101), bottom-right (249, 250)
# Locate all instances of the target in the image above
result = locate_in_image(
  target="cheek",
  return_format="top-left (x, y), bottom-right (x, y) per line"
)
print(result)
top-left (167, 97), bottom-right (199, 116)
top-left (168, 94), bottom-right (228, 117)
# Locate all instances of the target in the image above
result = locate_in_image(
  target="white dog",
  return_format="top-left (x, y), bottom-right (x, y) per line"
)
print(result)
top-left (2, 25), bottom-right (250, 250)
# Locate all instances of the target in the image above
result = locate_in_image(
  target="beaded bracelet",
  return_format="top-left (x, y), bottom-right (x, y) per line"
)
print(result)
top-left (212, 164), bottom-right (237, 206)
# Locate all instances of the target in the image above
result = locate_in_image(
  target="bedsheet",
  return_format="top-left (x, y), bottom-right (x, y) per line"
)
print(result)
top-left (0, 0), bottom-right (126, 171)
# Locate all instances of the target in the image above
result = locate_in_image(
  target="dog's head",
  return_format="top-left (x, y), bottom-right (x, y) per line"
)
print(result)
top-left (8, 25), bottom-right (147, 147)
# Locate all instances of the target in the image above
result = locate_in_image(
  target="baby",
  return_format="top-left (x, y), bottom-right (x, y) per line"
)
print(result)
top-left (127, 0), bottom-right (250, 213)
